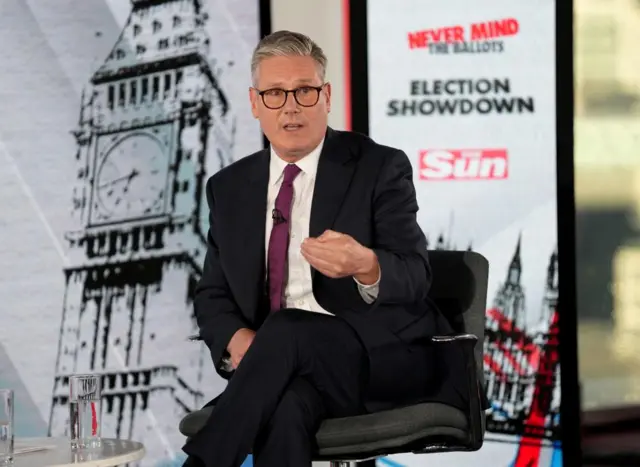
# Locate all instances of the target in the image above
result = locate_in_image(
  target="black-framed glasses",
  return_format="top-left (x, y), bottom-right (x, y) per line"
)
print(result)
top-left (256, 85), bottom-right (325, 110)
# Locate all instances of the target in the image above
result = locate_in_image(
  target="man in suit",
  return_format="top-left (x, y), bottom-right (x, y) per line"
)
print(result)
top-left (182, 30), bottom-right (467, 467)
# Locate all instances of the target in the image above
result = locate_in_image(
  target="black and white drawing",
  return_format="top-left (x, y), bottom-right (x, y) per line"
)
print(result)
top-left (48, 1), bottom-right (241, 464)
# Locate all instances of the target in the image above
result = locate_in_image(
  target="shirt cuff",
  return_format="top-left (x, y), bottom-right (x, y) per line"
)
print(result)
top-left (220, 356), bottom-right (234, 373)
top-left (354, 269), bottom-right (381, 304)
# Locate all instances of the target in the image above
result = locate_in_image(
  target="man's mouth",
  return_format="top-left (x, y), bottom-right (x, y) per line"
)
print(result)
top-left (283, 123), bottom-right (303, 131)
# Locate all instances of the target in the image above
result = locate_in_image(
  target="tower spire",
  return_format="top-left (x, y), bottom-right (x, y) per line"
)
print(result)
top-left (507, 233), bottom-right (522, 284)
top-left (546, 246), bottom-right (558, 291)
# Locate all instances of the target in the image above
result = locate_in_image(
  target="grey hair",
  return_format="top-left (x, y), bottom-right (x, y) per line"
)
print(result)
top-left (251, 30), bottom-right (327, 86)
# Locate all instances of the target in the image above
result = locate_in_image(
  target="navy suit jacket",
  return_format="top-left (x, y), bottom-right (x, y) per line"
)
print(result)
top-left (194, 128), bottom-right (468, 410)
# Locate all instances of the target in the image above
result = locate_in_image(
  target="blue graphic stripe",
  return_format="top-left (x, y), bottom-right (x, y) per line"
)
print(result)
top-left (377, 457), bottom-right (406, 467)
top-left (155, 454), bottom-right (186, 467)
top-left (550, 441), bottom-right (563, 467)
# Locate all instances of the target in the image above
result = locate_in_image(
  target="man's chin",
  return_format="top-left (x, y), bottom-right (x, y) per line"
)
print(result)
top-left (269, 128), bottom-right (323, 159)
top-left (274, 143), bottom-right (312, 161)
top-left (279, 135), bottom-right (310, 152)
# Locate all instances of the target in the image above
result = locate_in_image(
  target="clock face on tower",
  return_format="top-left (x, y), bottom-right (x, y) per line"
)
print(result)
top-left (91, 132), bottom-right (168, 223)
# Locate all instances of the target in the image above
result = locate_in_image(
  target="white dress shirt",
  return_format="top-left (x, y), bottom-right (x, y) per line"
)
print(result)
top-left (220, 140), bottom-right (383, 371)
top-left (266, 139), bottom-right (380, 315)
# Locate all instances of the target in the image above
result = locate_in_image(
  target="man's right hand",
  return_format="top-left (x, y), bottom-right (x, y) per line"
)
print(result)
top-left (227, 328), bottom-right (256, 369)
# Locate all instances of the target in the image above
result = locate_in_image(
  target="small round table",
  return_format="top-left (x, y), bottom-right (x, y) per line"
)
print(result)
top-left (11, 437), bottom-right (145, 467)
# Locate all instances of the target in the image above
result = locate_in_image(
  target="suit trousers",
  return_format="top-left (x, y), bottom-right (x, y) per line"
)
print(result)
top-left (182, 308), bottom-right (435, 467)
top-left (182, 309), bottom-right (369, 467)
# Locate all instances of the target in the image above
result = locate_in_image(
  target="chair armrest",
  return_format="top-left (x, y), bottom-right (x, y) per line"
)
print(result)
top-left (432, 334), bottom-right (484, 450)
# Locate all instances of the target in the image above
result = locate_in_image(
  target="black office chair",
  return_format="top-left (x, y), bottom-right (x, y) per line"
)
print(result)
top-left (180, 250), bottom-right (489, 466)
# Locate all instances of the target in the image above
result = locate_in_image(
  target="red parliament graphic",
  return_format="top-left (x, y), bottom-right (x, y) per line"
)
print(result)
top-left (408, 18), bottom-right (520, 49)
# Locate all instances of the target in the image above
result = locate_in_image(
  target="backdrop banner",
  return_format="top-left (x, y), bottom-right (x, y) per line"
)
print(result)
top-left (365, 1), bottom-right (561, 466)
top-left (0, 1), bottom-right (263, 466)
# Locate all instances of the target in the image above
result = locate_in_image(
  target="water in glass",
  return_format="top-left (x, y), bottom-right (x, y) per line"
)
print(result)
top-left (69, 376), bottom-right (101, 449)
top-left (0, 390), bottom-right (13, 465)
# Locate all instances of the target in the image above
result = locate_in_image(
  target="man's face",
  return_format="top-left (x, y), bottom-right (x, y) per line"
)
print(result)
top-left (250, 55), bottom-right (331, 161)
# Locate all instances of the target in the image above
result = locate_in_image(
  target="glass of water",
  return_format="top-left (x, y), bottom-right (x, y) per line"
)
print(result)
top-left (0, 389), bottom-right (14, 465)
top-left (69, 375), bottom-right (101, 449)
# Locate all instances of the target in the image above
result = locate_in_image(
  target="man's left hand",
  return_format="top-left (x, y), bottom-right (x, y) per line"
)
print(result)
top-left (301, 230), bottom-right (380, 284)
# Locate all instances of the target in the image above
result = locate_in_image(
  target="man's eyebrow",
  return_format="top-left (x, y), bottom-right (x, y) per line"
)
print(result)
top-left (261, 78), bottom-right (318, 88)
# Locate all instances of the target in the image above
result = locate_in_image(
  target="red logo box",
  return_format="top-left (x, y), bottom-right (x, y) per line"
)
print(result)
top-left (419, 149), bottom-right (509, 180)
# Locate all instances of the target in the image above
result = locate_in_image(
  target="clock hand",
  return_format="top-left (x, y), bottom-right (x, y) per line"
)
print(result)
top-left (126, 169), bottom-right (139, 183)
top-left (121, 169), bottom-right (140, 193)
top-left (98, 169), bottom-right (140, 189)
top-left (98, 175), bottom-right (131, 189)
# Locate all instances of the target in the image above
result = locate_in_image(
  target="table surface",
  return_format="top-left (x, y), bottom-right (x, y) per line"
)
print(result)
top-left (10, 437), bottom-right (145, 467)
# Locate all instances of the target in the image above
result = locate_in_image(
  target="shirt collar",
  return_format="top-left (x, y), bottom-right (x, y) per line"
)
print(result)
top-left (269, 138), bottom-right (324, 185)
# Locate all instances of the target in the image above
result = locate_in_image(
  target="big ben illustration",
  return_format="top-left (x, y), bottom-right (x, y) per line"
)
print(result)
top-left (49, 0), bottom-right (234, 463)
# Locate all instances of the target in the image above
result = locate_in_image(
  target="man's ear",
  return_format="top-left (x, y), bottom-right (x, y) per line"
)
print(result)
top-left (249, 87), bottom-right (259, 118)
top-left (324, 82), bottom-right (332, 113)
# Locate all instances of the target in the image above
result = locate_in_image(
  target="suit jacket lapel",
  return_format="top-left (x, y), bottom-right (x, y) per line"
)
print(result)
top-left (230, 150), bottom-right (269, 320)
top-left (309, 129), bottom-right (357, 277)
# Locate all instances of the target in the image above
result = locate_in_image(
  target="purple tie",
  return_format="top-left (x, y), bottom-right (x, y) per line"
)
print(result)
top-left (268, 163), bottom-right (302, 311)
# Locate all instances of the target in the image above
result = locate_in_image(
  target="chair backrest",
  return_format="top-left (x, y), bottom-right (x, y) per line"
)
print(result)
top-left (426, 250), bottom-right (489, 395)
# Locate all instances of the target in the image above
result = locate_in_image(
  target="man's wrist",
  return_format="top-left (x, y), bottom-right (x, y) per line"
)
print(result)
top-left (227, 327), bottom-right (252, 352)
top-left (354, 248), bottom-right (380, 285)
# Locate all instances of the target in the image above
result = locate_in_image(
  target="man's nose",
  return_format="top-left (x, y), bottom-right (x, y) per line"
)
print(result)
top-left (283, 92), bottom-right (300, 113)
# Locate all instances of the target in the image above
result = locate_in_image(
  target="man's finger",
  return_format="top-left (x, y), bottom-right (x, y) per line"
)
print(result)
top-left (301, 240), bottom-right (335, 254)
top-left (318, 229), bottom-right (343, 241)
top-left (301, 250), bottom-right (334, 270)
top-left (309, 262), bottom-right (339, 278)
top-left (302, 250), bottom-right (348, 278)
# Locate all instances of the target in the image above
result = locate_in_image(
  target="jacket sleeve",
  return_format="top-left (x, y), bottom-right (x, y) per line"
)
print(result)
top-left (194, 177), bottom-right (250, 370)
top-left (371, 149), bottom-right (432, 305)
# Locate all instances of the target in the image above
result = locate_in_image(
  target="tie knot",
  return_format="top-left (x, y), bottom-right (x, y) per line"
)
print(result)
top-left (283, 164), bottom-right (301, 184)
